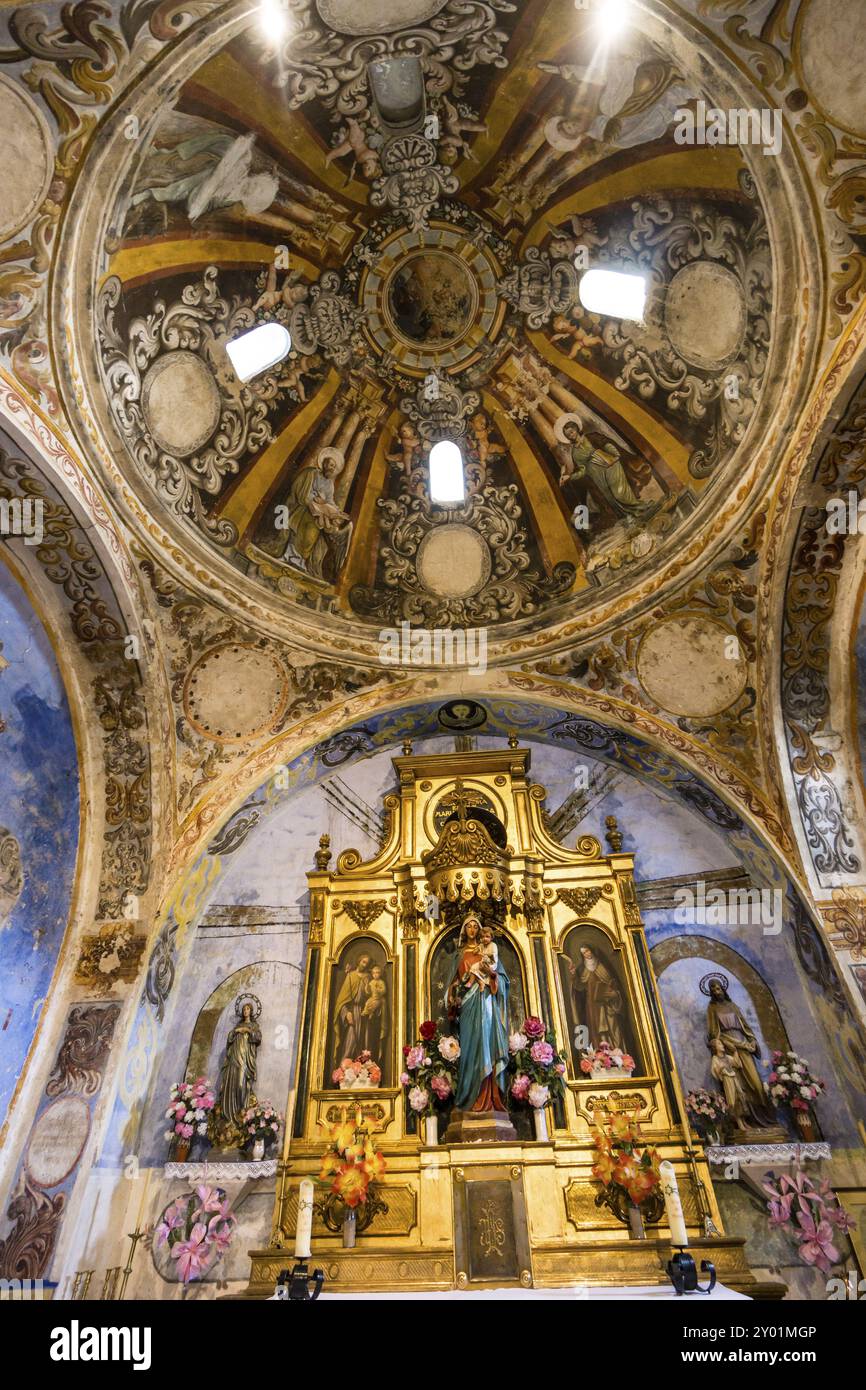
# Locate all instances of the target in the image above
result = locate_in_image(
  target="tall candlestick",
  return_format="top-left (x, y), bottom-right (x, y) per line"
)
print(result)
top-left (295, 1179), bottom-right (314, 1260)
top-left (659, 1160), bottom-right (689, 1247)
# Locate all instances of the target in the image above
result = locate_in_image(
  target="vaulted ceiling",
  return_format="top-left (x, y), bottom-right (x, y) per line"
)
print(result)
top-left (53, 0), bottom-right (814, 659)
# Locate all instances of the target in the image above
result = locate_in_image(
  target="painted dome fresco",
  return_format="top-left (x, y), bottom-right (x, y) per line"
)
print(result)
top-left (61, 0), bottom-right (787, 652)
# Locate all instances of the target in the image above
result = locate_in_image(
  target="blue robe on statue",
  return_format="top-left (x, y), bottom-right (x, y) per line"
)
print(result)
top-left (453, 951), bottom-right (511, 1110)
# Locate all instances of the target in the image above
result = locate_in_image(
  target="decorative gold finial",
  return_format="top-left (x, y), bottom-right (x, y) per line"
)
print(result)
top-left (605, 816), bottom-right (623, 852)
top-left (402, 737), bottom-right (413, 755)
top-left (315, 833), bottom-right (332, 870)
top-left (507, 730), bottom-right (519, 749)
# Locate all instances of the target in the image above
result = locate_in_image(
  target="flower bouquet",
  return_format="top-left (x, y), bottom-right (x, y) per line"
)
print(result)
top-left (400, 1020), bottom-right (460, 1141)
top-left (768, 1051), bottom-right (826, 1140)
top-left (591, 1112), bottom-right (664, 1237)
top-left (685, 1087), bottom-right (730, 1146)
top-left (155, 1184), bottom-right (236, 1284)
top-left (762, 1168), bottom-right (852, 1275)
top-left (579, 1041), bottom-right (636, 1081)
top-left (507, 1016), bottom-right (567, 1139)
top-left (333, 1050), bottom-right (382, 1090)
top-left (318, 1117), bottom-right (388, 1245)
top-left (241, 1101), bottom-right (282, 1159)
top-left (164, 1077), bottom-right (215, 1161)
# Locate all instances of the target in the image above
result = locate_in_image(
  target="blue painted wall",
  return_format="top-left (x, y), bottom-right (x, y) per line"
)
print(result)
top-left (0, 563), bottom-right (79, 1123)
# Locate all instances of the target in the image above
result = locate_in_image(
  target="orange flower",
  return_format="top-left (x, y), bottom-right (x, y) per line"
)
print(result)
top-left (625, 1164), bottom-right (659, 1204)
top-left (363, 1148), bottom-right (387, 1183)
top-left (592, 1130), bottom-right (613, 1156)
top-left (613, 1153), bottom-right (641, 1189)
top-left (333, 1163), bottom-right (369, 1208)
top-left (328, 1120), bottom-right (356, 1156)
top-left (608, 1113), bottom-right (638, 1144)
top-left (592, 1149), bottom-right (617, 1185)
top-left (319, 1149), bottom-right (342, 1181)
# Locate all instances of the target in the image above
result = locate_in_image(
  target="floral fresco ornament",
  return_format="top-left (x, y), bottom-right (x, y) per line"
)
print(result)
top-left (155, 1185), bottom-right (236, 1284)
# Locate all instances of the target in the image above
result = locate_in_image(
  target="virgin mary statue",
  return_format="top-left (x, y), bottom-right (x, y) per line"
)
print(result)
top-left (448, 916), bottom-right (510, 1111)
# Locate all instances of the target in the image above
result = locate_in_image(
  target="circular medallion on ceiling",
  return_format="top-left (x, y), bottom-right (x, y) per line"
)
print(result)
top-left (795, 0), bottom-right (866, 137)
top-left (0, 75), bottom-right (53, 241)
top-left (141, 351), bottom-right (221, 459)
top-left (385, 251), bottom-right (477, 348)
top-left (25, 1096), bottom-right (91, 1189)
top-left (416, 525), bottom-right (491, 598)
top-left (316, 0), bottom-right (449, 35)
top-left (664, 263), bottom-right (746, 370)
top-left (636, 616), bottom-right (748, 718)
top-left (362, 225), bottom-right (501, 372)
top-left (184, 644), bottom-right (289, 742)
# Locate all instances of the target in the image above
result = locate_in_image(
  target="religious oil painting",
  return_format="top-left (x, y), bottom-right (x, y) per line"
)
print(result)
top-left (558, 924), bottom-right (642, 1076)
top-left (325, 936), bottom-right (392, 1087)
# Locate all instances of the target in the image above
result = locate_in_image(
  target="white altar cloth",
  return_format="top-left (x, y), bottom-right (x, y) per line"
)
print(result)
top-left (314, 1282), bottom-right (749, 1300)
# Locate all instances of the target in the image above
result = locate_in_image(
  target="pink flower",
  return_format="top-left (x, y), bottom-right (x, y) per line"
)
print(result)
top-left (170, 1224), bottom-right (210, 1283)
top-left (408, 1085), bottom-right (429, 1113)
top-left (405, 1045), bottom-right (425, 1071)
top-left (508, 1031), bottom-right (527, 1054)
top-left (192, 1185), bottom-right (223, 1221)
top-left (510, 1073), bottom-right (531, 1101)
top-left (530, 1040), bottom-right (554, 1066)
top-left (555, 1062), bottom-right (566, 1075)
top-left (528, 1082), bottom-right (549, 1109)
top-left (438, 1035), bottom-right (460, 1062)
top-left (179, 1122), bottom-right (194, 1139)
top-left (796, 1211), bottom-right (838, 1275)
top-left (332, 1068), bottom-right (344, 1084)
top-left (523, 1016), bottom-right (545, 1040)
top-left (207, 1212), bottom-right (235, 1257)
top-left (431, 1073), bottom-right (452, 1100)
top-left (579, 1058), bottom-right (593, 1074)
top-left (621, 1054), bottom-right (635, 1071)
top-left (400, 1071), bottom-right (411, 1086)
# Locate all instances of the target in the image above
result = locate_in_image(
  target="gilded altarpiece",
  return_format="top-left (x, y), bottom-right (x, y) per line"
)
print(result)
top-left (247, 744), bottom-right (762, 1294)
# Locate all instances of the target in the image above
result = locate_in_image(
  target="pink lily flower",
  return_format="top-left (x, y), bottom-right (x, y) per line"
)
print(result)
top-left (170, 1224), bottom-right (210, 1283)
top-left (795, 1211), bottom-right (838, 1275)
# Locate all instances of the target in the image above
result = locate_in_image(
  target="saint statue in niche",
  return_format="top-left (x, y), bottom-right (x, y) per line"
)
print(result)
top-left (447, 916), bottom-right (510, 1112)
top-left (218, 995), bottom-right (261, 1131)
top-left (567, 943), bottom-right (629, 1053)
top-left (702, 974), bottom-right (775, 1129)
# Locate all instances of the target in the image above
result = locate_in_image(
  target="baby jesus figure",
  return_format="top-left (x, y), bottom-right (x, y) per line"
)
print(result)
top-left (467, 926), bottom-right (499, 991)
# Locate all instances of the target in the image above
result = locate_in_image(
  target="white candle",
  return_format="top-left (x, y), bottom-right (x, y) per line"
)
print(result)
top-left (659, 1160), bottom-right (689, 1247)
top-left (295, 1179), bottom-right (314, 1260)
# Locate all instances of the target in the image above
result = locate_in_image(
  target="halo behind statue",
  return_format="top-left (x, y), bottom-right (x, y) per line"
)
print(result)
top-left (554, 411), bottom-right (584, 443)
top-left (699, 972), bottom-right (729, 997)
top-left (235, 992), bottom-right (262, 1019)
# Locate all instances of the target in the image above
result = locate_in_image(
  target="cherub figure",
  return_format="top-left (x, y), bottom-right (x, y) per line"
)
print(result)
top-left (254, 261), bottom-right (309, 313)
top-left (275, 352), bottom-right (321, 402)
top-left (467, 409), bottom-right (505, 472)
top-left (325, 117), bottom-right (381, 182)
top-left (438, 96), bottom-right (488, 164)
top-left (550, 312), bottom-right (604, 360)
top-left (386, 420), bottom-right (423, 478)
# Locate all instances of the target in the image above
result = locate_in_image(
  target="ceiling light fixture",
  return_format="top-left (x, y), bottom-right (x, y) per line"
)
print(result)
top-left (429, 439), bottom-right (466, 505)
top-left (578, 267), bottom-right (646, 322)
top-left (226, 322), bottom-right (291, 381)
